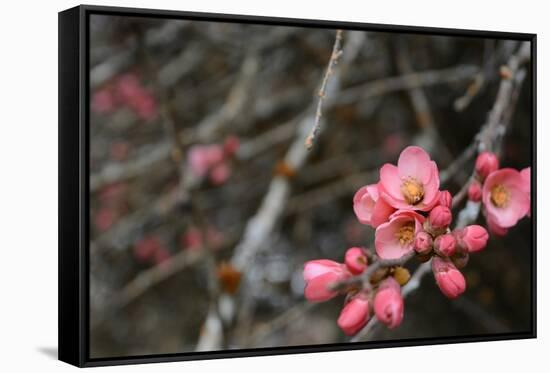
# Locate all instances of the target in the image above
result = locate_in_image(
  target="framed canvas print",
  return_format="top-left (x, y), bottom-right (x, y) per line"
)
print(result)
top-left (58, 4), bottom-right (536, 367)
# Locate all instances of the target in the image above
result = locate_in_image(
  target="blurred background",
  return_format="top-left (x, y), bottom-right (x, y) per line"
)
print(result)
top-left (88, 14), bottom-right (532, 358)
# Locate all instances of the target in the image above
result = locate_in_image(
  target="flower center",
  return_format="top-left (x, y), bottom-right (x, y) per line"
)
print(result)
top-left (490, 184), bottom-right (510, 208)
top-left (396, 223), bottom-right (415, 246)
top-left (401, 178), bottom-right (424, 205)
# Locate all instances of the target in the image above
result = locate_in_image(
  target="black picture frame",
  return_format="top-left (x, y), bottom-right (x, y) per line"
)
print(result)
top-left (58, 4), bottom-right (537, 368)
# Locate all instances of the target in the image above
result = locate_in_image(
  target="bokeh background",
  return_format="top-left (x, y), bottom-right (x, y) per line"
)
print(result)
top-left (88, 14), bottom-right (532, 358)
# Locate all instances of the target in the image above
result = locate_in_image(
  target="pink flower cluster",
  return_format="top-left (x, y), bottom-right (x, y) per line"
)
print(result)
top-left (468, 151), bottom-right (531, 236)
top-left (352, 147), bottom-right (487, 268)
top-left (91, 73), bottom-right (157, 121)
top-left (302, 146), bottom-right (528, 336)
top-left (187, 136), bottom-right (240, 185)
top-left (303, 248), bottom-right (404, 335)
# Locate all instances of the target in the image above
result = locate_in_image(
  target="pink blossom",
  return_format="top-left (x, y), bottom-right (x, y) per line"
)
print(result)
top-left (223, 135), bottom-right (240, 156)
top-left (475, 151), bottom-right (499, 180)
top-left (181, 226), bottom-right (224, 251)
top-left (438, 190), bottom-right (452, 208)
top-left (456, 225), bottom-right (489, 253)
top-left (375, 210), bottom-right (425, 260)
top-left (379, 146), bottom-right (440, 211)
top-left (344, 247), bottom-right (368, 274)
top-left (91, 88), bottom-right (117, 113)
top-left (353, 184), bottom-right (396, 228)
top-left (209, 163), bottom-right (231, 185)
top-left (182, 227), bottom-right (202, 250)
top-left (520, 167), bottom-right (531, 217)
top-left (434, 234), bottom-right (456, 257)
top-left (468, 181), bottom-right (482, 202)
top-left (374, 277), bottom-right (404, 329)
top-left (432, 257), bottom-right (466, 299)
top-left (414, 231), bottom-right (433, 254)
top-left (303, 260), bottom-right (349, 302)
top-left (154, 247), bottom-right (171, 265)
top-left (115, 73), bottom-right (157, 121)
top-left (94, 207), bottom-right (116, 232)
top-left (133, 236), bottom-right (162, 262)
top-left (486, 214), bottom-right (509, 236)
top-left (130, 93), bottom-right (157, 121)
top-left (482, 168), bottom-right (530, 229)
top-left (337, 295), bottom-right (370, 336)
top-left (188, 144), bottom-right (225, 178)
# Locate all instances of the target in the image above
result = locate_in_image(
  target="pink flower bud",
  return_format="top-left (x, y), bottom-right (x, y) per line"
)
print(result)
top-left (459, 225), bottom-right (489, 253)
top-left (209, 163), bottom-right (231, 185)
top-left (432, 257), bottom-right (466, 299)
top-left (439, 190), bottom-right (452, 208)
top-left (303, 260), bottom-right (348, 302)
top-left (429, 206), bottom-right (452, 229)
top-left (344, 247), bottom-right (368, 275)
top-left (223, 135), bottom-right (240, 156)
top-left (374, 277), bottom-right (404, 329)
top-left (434, 234), bottom-right (457, 257)
top-left (414, 231), bottom-right (433, 254)
top-left (468, 181), bottom-right (482, 202)
top-left (475, 151), bottom-right (499, 179)
top-left (337, 295), bottom-right (370, 336)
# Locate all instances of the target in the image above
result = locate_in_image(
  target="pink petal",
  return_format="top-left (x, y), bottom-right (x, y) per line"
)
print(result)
top-left (371, 198), bottom-right (396, 228)
top-left (397, 146), bottom-right (433, 184)
top-left (375, 217), bottom-right (415, 260)
top-left (353, 186), bottom-right (376, 225)
top-left (380, 164), bottom-right (405, 202)
top-left (483, 168), bottom-right (530, 228)
top-left (303, 260), bottom-right (342, 282)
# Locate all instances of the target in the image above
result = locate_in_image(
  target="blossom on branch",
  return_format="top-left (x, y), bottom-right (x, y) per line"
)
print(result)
top-left (378, 146), bottom-right (440, 211)
top-left (302, 145), bottom-right (529, 337)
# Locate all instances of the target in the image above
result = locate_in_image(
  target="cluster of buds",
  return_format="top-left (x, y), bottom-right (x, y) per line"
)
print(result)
top-left (468, 151), bottom-right (531, 236)
top-left (303, 248), bottom-right (405, 335)
top-left (91, 73), bottom-right (158, 121)
top-left (187, 136), bottom-right (240, 185)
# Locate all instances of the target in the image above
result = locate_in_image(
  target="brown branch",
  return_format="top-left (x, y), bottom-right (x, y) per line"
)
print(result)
top-left (304, 30), bottom-right (344, 150)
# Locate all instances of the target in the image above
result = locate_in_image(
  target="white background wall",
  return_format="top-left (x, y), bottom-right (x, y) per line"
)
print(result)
top-left (0, 0), bottom-right (546, 371)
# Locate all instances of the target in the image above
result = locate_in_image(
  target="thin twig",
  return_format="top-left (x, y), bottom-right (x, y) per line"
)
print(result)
top-left (304, 30), bottom-right (343, 150)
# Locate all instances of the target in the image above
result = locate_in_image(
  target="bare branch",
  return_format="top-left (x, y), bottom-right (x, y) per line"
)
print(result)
top-left (304, 30), bottom-right (344, 150)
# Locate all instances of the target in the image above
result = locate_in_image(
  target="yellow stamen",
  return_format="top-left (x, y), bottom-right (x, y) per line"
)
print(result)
top-left (490, 184), bottom-right (510, 208)
top-left (396, 223), bottom-right (415, 246)
top-left (401, 178), bottom-right (425, 205)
